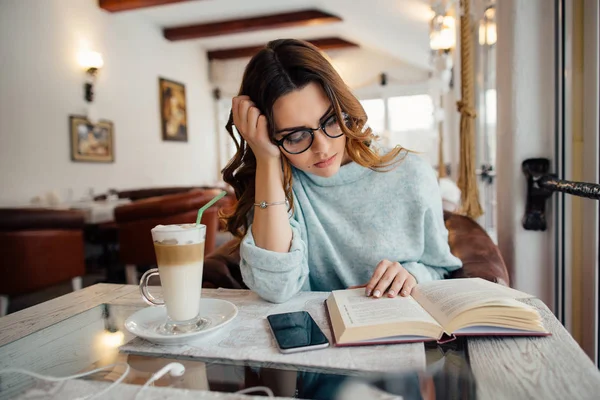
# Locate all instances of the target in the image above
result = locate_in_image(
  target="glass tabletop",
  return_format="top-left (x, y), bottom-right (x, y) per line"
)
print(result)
top-left (1, 303), bottom-right (476, 399)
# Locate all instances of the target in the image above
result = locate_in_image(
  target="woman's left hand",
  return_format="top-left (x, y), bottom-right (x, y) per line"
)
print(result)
top-left (364, 260), bottom-right (417, 298)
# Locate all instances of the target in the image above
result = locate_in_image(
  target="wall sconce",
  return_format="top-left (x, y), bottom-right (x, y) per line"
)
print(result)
top-left (478, 6), bottom-right (497, 46)
top-left (430, 14), bottom-right (456, 52)
top-left (78, 50), bottom-right (104, 102)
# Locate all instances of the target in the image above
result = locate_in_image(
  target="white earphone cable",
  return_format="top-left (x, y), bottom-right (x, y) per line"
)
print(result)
top-left (1, 363), bottom-right (275, 398)
top-left (0, 363), bottom-right (130, 400)
top-left (235, 386), bottom-right (275, 397)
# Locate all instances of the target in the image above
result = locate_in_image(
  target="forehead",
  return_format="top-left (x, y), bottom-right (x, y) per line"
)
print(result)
top-left (272, 82), bottom-right (331, 130)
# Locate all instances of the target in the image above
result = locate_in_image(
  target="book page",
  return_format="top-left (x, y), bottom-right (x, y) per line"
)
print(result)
top-left (412, 278), bottom-right (535, 327)
top-left (333, 288), bottom-right (440, 327)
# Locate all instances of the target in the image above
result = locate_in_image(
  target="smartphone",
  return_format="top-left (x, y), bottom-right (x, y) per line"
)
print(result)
top-left (267, 311), bottom-right (330, 354)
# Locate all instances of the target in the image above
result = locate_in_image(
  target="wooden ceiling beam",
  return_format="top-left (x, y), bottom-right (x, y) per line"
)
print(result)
top-left (164, 9), bottom-right (342, 41)
top-left (98, 0), bottom-right (197, 13)
top-left (207, 37), bottom-right (358, 60)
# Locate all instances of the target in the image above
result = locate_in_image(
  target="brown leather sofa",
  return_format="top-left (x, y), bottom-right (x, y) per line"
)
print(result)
top-left (95, 186), bottom-right (236, 202)
top-left (97, 186), bottom-right (236, 232)
top-left (0, 208), bottom-right (86, 316)
top-left (202, 211), bottom-right (510, 290)
top-left (114, 189), bottom-right (227, 284)
top-left (95, 186), bottom-right (199, 202)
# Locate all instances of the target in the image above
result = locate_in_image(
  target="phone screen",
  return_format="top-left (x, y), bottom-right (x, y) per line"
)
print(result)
top-left (267, 311), bottom-right (329, 350)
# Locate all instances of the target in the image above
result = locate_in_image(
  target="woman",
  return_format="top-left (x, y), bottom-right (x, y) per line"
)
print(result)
top-left (222, 39), bottom-right (462, 304)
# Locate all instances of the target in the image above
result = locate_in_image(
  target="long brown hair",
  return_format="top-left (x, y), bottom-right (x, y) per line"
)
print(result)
top-left (221, 39), bottom-right (405, 238)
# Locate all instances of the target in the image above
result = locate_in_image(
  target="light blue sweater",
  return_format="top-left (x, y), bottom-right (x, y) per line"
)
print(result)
top-left (239, 151), bottom-right (463, 303)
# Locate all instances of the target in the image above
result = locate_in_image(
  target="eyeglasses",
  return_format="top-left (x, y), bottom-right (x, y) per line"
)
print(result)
top-left (273, 113), bottom-right (349, 154)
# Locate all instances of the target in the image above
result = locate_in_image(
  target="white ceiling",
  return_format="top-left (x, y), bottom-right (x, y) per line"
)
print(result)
top-left (122, 0), bottom-right (435, 70)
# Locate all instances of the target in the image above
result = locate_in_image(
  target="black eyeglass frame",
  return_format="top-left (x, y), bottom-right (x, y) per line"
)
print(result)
top-left (272, 113), bottom-right (349, 155)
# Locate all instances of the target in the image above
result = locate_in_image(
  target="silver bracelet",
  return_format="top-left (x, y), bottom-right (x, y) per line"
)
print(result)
top-left (254, 200), bottom-right (287, 209)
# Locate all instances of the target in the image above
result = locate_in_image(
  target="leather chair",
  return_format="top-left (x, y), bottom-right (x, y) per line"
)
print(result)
top-left (114, 189), bottom-right (225, 284)
top-left (444, 212), bottom-right (509, 285)
top-left (201, 211), bottom-right (510, 290)
top-left (0, 208), bottom-right (86, 316)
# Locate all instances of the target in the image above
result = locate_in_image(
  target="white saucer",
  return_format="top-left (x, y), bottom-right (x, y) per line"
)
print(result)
top-left (124, 298), bottom-right (238, 345)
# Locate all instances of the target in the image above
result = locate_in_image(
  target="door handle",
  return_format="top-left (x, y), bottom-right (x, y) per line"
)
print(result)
top-left (522, 158), bottom-right (600, 231)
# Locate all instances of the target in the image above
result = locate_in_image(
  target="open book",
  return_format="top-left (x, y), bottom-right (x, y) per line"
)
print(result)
top-left (325, 278), bottom-right (550, 346)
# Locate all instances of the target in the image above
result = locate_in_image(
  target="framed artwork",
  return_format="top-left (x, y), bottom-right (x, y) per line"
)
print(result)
top-left (69, 115), bottom-right (114, 163)
top-left (159, 77), bottom-right (188, 141)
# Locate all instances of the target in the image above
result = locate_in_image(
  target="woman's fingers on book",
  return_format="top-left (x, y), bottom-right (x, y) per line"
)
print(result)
top-left (365, 260), bottom-right (394, 297)
top-left (374, 268), bottom-right (398, 298)
top-left (366, 261), bottom-right (418, 298)
top-left (400, 275), bottom-right (417, 297)
top-left (388, 274), bottom-right (408, 298)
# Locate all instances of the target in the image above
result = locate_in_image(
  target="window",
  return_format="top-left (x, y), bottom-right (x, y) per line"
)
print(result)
top-left (388, 95), bottom-right (435, 132)
top-left (485, 88), bottom-right (497, 125)
top-left (359, 98), bottom-right (385, 134)
top-left (360, 95), bottom-right (435, 135)
top-left (360, 94), bottom-right (436, 160)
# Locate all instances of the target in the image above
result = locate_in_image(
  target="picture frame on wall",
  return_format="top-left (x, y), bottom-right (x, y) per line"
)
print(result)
top-left (69, 115), bottom-right (114, 163)
top-left (159, 77), bottom-right (188, 142)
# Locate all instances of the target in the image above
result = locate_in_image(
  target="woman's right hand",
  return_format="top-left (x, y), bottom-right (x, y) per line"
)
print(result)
top-left (232, 96), bottom-right (281, 163)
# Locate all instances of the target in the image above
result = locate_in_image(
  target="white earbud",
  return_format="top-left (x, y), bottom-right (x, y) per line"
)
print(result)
top-left (167, 362), bottom-right (186, 377)
top-left (135, 363), bottom-right (186, 399)
top-left (151, 362), bottom-right (185, 380)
